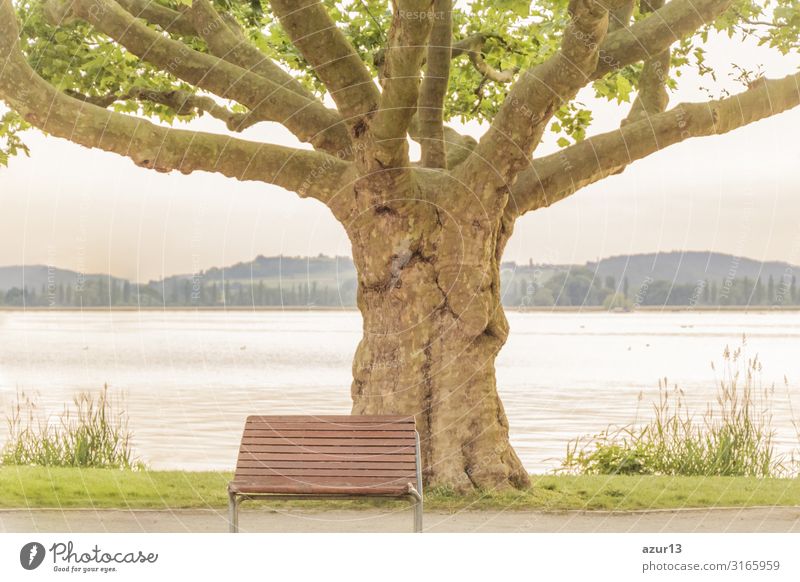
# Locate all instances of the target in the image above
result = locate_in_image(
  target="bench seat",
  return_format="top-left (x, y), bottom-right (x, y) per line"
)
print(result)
top-left (227, 415), bottom-right (423, 532)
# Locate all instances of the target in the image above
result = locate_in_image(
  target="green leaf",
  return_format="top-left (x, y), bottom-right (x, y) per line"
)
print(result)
top-left (0, 110), bottom-right (32, 166)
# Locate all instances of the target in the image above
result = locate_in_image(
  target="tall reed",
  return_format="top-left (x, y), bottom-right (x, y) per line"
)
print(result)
top-left (1, 384), bottom-right (143, 469)
top-left (562, 340), bottom-right (786, 477)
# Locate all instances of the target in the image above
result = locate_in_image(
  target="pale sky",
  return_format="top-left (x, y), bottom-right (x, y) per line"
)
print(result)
top-left (1, 32), bottom-right (799, 283)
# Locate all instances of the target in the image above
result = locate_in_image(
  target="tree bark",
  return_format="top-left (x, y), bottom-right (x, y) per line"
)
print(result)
top-left (346, 172), bottom-right (529, 490)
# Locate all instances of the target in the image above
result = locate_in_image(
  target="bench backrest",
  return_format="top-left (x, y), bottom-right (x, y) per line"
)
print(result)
top-left (232, 415), bottom-right (420, 495)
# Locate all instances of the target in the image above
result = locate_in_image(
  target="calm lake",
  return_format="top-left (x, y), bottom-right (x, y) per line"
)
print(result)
top-left (1, 309), bottom-right (799, 473)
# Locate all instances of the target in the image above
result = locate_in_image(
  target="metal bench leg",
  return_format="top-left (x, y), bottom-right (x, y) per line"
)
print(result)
top-left (228, 491), bottom-right (239, 533)
top-left (414, 496), bottom-right (423, 533)
top-left (410, 432), bottom-right (424, 533)
top-left (408, 486), bottom-right (423, 533)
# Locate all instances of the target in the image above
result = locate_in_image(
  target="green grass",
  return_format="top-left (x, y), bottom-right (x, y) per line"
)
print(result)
top-left (563, 342), bottom-right (795, 477)
top-left (2, 385), bottom-right (142, 469)
top-left (2, 467), bottom-right (799, 512)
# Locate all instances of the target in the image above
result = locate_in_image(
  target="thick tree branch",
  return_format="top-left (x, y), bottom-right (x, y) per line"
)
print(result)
top-left (457, 0), bottom-right (617, 211)
top-left (594, 0), bottom-right (733, 79)
top-left (374, 31), bottom-right (519, 83)
top-left (624, 0), bottom-right (670, 123)
top-left (508, 72), bottom-right (800, 218)
top-left (45, 0), bottom-right (348, 153)
top-left (408, 117), bottom-right (477, 168)
top-left (115, 0), bottom-right (196, 36)
top-left (477, 0), bottom-right (732, 193)
top-left (418, 0), bottom-right (451, 168)
top-left (608, 0), bottom-right (635, 31)
top-left (269, 0), bottom-right (379, 137)
top-left (184, 0), bottom-right (309, 101)
top-left (368, 1), bottom-right (436, 168)
top-left (66, 88), bottom-right (260, 132)
top-left (182, 0), bottom-right (353, 157)
top-left (0, 0), bottom-right (352, 206)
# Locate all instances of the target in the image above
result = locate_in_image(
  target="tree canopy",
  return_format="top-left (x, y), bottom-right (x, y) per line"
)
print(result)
top-left (2, 0), bottom-right (799, 179)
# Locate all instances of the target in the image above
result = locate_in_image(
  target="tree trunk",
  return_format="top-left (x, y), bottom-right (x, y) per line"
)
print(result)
top-left (346, 174), bottom-right (529, 490)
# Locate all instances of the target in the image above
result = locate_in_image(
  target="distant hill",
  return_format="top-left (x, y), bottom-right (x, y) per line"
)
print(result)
top-left (158, 254), bottom-right (357, 287)
top-left (496, 251), bottom-right (799, 307)
top-left (0, 265), bottom-right (125, 292)
top-left (586, 251), bottom-right (796, 288)
top-left (1, 251), bottom-right (798, 308)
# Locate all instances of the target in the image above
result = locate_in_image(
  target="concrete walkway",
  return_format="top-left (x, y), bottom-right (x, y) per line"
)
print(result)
top-left (2, 507), bottom-right (799, 533)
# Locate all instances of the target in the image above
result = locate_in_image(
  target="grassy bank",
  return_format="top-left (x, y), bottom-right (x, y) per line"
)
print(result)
top-left (2, 467), bottom-right (799, 511)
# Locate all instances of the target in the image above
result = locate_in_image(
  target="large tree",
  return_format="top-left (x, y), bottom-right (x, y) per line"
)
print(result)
top-left (1, 0), bottom-right (799, 489)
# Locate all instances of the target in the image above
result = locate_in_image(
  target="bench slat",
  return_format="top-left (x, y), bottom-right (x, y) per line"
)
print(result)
top-left (245, 421), bottom-right (415, 431)
top-left (241, 437), bottom-right (415, 446)
top-left (236, 458), bottom-right (416, 472)
top-left (230, 481), bottom-right (411, 496)
top-left (237, 450), bottom-right (416, 462)
top-left (237, 445), bottom-right (415, 455)
top-left (234, 468), bottom-right (415, 477)
top-left (237, 458), bottom-right (417, 470)
top-left (242, 429), bottom-right (414, 438)
top-left (233, 475), bottom-right (409, 493)
top-left (231, 475), bottom-right (413, 489)
top-left (246, 415), bottom-right (414, 423)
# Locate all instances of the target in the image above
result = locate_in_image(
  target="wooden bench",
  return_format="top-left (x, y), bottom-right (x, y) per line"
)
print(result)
top-left (228, 415), bottom-right (423, 532)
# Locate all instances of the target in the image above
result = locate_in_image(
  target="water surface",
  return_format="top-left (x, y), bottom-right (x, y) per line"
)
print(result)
top-left (1, 310), bottom-right (798, 473)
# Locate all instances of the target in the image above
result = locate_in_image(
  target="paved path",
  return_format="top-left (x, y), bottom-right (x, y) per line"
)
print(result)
top-left (2, 507), bottom-right (799, 533)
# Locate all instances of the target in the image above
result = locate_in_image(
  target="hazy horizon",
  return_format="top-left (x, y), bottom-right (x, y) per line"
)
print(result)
top-left (2, 32), bottom-right (799, 283)
top-left (2, 248), bottom-right (800, 285)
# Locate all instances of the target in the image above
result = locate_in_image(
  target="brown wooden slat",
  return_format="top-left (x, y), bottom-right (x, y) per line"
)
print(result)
top-left (230, 481), bottom-right (411, 496)
top-left (237, 445), bottom-right (414, 454)
top-left (246, 415), bottom-right (413, 423)
top-left (235, 468), bottom-right (415, 478)
top-left (232, 476), bottom-right (414, 485)
top-left (242, 429), bottom-right (414, 439)
top-left (244, 422), bottom-right (416, 438)
top-left (230, 475), bottom-right (412, 492)
top-left (237, 450), bottom-right (416, 462)
top-left (236, 458), bottom-right (416, 470)
top-left (241, 437), bottom-right (415, 446)
top-left (245, 421), bottom-right (415, 431)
